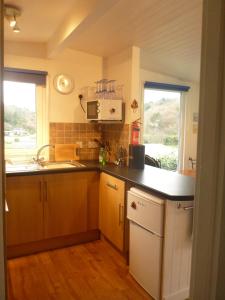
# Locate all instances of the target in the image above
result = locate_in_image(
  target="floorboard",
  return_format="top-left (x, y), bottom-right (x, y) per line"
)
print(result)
top-left (7, 240), bottom-right (153, 300)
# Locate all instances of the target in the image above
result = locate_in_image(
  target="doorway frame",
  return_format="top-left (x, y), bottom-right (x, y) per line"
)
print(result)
top-left (190, 0), bottom-right (225, 298)
top-left (0, 0), bottom-right (7, 299)
top-left (0, 0), bottom-right (225, 299)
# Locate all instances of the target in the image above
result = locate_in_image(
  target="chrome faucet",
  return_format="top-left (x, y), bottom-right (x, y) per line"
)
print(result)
top-left (33, 144), bottom-right (55, 164)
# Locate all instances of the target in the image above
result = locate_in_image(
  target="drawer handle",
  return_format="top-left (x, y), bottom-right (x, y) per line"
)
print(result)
top-left (44, 181), bottom-right (48, 202)
top-left (131, 201), bottom-right (137, 209)
top-left (106, 182), bottom-right (118, 190)
top-left (177, 202), bottom-right (193, 210)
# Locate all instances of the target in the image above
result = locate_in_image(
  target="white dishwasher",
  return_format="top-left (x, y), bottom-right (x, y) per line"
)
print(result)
top-left (127, 188), bottom-right (165, 300)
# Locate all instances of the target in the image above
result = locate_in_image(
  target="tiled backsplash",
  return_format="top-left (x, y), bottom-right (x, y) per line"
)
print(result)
top-left (102, 124), bottom-right (130, 163)
top-left (49, 122), bottom-right (130, 163)
top-left (49, 123), bottom-right (102, 160)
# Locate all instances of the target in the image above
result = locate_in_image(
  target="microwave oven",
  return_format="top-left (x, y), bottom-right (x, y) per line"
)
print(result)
top-left (86, 99), bottom-right (123, 121)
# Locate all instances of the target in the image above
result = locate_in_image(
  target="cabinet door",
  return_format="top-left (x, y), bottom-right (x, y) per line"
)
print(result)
top-left (6, 175), bottom-right (44, 246)
top-left (99, 172), bottom-right (125, 251)
top-left (44, 172), bottom-right (88, 239)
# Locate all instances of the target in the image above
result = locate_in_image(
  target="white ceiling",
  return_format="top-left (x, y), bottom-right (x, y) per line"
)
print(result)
top-left (4, 0), bottom-right (76, 42)
top-left (4, 0), bottom-right (203, 82)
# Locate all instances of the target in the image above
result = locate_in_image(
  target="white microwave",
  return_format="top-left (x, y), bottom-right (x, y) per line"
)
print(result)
top-left (86, 99), bottom-right (123, 121)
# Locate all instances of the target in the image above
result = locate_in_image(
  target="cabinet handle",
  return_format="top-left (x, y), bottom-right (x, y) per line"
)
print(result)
top-left (183, 206), bottom-right (194, 211)
top-left (44, 181), bottom-right (48, 202)
top-left (5, 199), bottom-right (9, 212)
top-left (106, 182), bottom-right (118, 190)
top-left (39, 181), bottom-right (42, 202)
top-left (177, 202), bottom-right (193, 210)
top-left (119, 204), bottom-right (124, 225)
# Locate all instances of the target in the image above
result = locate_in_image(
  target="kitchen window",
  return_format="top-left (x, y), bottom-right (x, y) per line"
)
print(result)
top-left (4, 68), bottom-right (48, 161)
top-left (143, 82), bottom-right (190, 171)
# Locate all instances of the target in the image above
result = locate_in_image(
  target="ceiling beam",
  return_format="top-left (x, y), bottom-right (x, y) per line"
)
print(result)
top-left (47, 0), bottom-right (119, 58)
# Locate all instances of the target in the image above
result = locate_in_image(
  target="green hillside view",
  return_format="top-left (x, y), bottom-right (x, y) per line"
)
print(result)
top-left (5, 105), bottom-right (36, 133)
top-left (4, 105), bottom-right (36, 149)
top-left (144, 97), bottom-right (179, 171)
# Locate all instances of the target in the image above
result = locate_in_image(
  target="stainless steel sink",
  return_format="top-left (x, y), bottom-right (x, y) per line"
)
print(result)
top-left (6, 161), bottom-right (86, 172)
top-left (41, 161), bottom-right (86, 169)
top-left (6, 163), bottom-right (42, 172)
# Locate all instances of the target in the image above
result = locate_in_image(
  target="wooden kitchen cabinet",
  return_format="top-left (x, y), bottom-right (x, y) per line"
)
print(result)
top-left (44, 171), bottom-right (99, 238)
top-left (44, 172), bottom-right (88, 239)
top-left (99, 172), bottom-right (125, 251)
top-left (6, 175), bottom-right (44, 246)
top-left (6, 171), bottom-right (99, 255)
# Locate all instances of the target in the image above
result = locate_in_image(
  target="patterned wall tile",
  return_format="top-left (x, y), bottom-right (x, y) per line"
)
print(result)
top-left (49, 122), bottom-right (130, 164)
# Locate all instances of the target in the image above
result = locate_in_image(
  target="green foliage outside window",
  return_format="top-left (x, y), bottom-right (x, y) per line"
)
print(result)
top-left (157, 154), bottom-right (178, 171)
top-left (163, 136), bottom-right (178, 146)
top-left (144, 93), bottom-right (180, 171)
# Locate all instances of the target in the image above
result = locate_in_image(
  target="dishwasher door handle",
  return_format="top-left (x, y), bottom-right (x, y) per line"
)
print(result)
top-left (131, 201), bottom-right (137, 209)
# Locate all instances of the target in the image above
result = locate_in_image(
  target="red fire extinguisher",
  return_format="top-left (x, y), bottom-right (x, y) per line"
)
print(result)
top-left (131, 119), bottom-right (141, 145)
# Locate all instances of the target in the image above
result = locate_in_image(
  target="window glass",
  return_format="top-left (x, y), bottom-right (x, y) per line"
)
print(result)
top-left (4, 81), bottom-right (37, 150)
top-left (143, 89), bottom-right (181, 171)
top-left (3, 79), bottom-right (48, 162)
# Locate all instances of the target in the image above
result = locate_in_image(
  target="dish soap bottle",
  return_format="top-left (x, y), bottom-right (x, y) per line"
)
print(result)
top-left (99, 147), bottom-right (106, 166)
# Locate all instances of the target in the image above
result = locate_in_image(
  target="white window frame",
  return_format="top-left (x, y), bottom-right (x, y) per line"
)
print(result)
top-left (141, 84), bottom-right (186, 171)
top-left (4, 83), bottom-right (49, 162)
top-left (178, 92), bottom-right (186, 171)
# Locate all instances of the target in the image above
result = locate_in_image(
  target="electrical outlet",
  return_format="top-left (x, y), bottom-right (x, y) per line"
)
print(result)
top-left (88, 141), bottom-right (98, 148)
top-left (76, 141), bottom-right (83, 148)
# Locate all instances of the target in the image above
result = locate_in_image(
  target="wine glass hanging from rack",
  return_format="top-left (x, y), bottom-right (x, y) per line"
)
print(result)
top-left (88, 79), bottom-right (123, 100)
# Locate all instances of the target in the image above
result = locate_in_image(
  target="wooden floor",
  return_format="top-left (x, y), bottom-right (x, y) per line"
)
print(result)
top-left (7, 240), bottom-right (153, 300)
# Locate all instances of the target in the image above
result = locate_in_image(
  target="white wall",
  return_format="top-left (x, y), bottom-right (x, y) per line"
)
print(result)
top-left (103, 46), bottom-right (141, 124)
top-left (103, 48), bottom-right (200, 168)
top-left (4, 43), bottom-right (199, 167)
top-left (103, 47), bottom-right (132, 123)
top-left (140, 69), bottom-right (200, 169)
top-left (4, 44), bottom-right (140, 125)
top-left (130, 47), bottom-right (141, 123)
top-left (4, 47), bottom-right (103, 123)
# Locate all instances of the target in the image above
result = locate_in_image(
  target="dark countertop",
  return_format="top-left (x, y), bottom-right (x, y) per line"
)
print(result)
top-left (6, 160), bottom-right (195, 201)
top-left (101, 164), bottom-right (195, 200)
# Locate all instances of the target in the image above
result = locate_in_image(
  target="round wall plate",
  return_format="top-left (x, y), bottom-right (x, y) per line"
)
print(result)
top-left (54, 74), bottom-right (74, 94)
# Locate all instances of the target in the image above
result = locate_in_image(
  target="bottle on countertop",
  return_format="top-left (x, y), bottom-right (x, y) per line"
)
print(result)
top-left (99, 147), bottom-right (107, 166)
